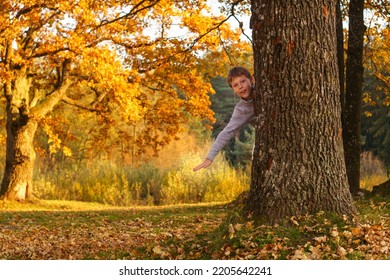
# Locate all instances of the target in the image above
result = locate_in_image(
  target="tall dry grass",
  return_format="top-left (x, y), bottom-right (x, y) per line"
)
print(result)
top-left (33, 131), bottom-right (250, 206)
top-left (33, 153), bottom-right (250, 206)
top-left (360, 151), bottom-right (388, 191)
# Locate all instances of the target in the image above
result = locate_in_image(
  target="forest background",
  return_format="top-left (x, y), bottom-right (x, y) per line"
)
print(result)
top-left (0, 0), bottom-right (389, 207)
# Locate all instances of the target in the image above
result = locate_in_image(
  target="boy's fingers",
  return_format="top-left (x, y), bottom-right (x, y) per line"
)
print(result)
top-left (193, 163), bottom-right (205, 171)
top-left (193, 160), bottom-right (212, 171)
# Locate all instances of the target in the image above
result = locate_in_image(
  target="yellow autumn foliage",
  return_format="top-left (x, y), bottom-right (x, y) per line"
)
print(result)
top-left (0, 0), bottom-right (252, 158)
top-left (366, 26), bottom-right (390, 106)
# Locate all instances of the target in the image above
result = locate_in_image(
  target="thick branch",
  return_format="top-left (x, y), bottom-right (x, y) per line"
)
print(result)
top-left (30, 79), bottom-right (73, 119)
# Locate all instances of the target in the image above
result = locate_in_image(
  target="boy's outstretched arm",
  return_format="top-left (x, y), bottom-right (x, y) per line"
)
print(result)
top-left (193, 159), bottom-right (213, 171)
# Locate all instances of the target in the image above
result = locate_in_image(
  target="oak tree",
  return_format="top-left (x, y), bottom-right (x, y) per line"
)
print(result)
top-left (0, 0), bottom-right (250, 200)
top-left (248, 0), bottom-right (356, 223)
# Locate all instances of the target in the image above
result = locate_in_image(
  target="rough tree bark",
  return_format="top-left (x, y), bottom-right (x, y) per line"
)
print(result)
top-left (247, 0), bottom-right (356, 223)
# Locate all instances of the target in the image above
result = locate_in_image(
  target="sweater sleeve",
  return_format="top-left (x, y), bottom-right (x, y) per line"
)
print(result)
top-left (206, 100), bottom-right (255, 161)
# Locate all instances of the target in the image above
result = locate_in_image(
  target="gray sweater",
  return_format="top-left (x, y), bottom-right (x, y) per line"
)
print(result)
top-left (206, 99), bottom-right (256, 161)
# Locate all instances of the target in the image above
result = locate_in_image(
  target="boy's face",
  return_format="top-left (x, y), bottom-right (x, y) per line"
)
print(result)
top-left (230, 74), bottom-right (254, 100)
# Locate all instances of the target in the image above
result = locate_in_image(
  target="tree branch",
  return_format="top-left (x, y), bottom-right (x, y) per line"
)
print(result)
top-left (61, 95), bottom-right (100, 112)
top-left (30, 79), bottom-right (73, 119)
top-left (95, 0), bottom-right (162, 30)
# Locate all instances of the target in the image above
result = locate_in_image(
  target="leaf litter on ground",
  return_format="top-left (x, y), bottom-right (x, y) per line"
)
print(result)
top-left (0, 195), bottom-right (389, 260)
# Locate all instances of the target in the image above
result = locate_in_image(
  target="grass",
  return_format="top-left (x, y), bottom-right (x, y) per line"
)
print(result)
top-left (32, 152), bottom-right (250, 207)
top-left (1, 193), bottom-right (389, 260)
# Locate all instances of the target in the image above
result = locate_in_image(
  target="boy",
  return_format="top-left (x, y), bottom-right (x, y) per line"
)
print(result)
top-left (193, 66), bottom-right (256, 171)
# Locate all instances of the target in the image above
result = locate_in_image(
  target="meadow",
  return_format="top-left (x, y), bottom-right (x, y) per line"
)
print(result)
top-left (0, 191), bottom-right (389, 260)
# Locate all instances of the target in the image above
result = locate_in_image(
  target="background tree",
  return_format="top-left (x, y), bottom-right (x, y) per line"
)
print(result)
top-left (362, 26), bottom-right (390, 192)
top-left (336, 0), bottom-right (346, 119)
top-left (248, 0), bottom-right (356, 223)
top-left (340, 0), bottom-right (390, 195)
top-left (0, 0), bottom-right (251, 200)
top-left (343, 0), bottom-right (366, 196)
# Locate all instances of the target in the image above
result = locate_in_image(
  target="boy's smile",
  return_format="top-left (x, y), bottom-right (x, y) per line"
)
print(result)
top-left (230, 75), bottom-right (254, 101)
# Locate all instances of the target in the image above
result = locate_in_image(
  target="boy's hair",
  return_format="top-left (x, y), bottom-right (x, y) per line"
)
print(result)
top-left (227, 66), bottom-right (252, 87)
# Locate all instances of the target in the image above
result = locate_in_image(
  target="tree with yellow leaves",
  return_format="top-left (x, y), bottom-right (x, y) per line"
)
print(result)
top-left (0, 0), bottom-right (251, 200)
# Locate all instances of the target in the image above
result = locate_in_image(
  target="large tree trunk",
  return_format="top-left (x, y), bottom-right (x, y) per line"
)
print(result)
top-left (1, 66), bottom-right (71, 200)
top-left (248, 0), bottom-right (356, 223)
top-left (0, 114), bottom-right (38, 200)
top-left (1, 73), bottom-right (37, 200)
top-left (343, 0), bottom-right (365, 196)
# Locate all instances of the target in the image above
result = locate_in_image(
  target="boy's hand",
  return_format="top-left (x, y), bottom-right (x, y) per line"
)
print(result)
top-left (193, 159), bottom-right (212, 171)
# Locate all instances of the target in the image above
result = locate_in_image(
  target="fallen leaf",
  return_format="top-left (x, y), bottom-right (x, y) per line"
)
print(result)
top-left (228, 224), bottom-right (235, 239)
top-left (351, 227), bottom-right (362, 236)
top-left (153, 245), bottom-right (163, 255)
top-left (314, 236), bottom-right (328, 243)
top-left (330, 227), bottom-right (339, 238)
